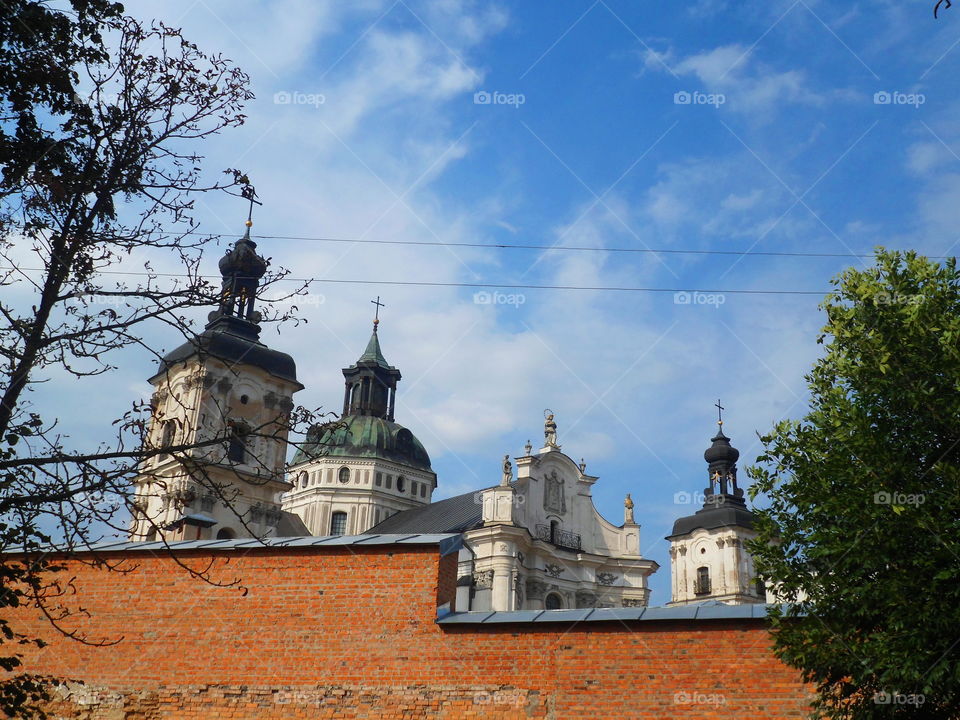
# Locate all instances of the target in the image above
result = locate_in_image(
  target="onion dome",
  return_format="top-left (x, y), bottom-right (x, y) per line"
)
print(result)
top-left (704, 429), bottom-right (740, 466)
top-left (152, 220), bottom-right (300, 388)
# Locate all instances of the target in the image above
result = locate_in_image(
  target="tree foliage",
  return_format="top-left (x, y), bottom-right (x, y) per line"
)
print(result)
top-left (748, 249), bottom-right (960, 719)
top-left (0, 2), bottom-right (318, 715)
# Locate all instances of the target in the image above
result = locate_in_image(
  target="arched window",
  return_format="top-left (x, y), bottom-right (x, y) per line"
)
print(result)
top-left (396, 475), bottom-right (406, 493)
top-left (695, 566), bottom-right (711, 595)
top-left (330, 511), bottom-right (347, 536)
top-left (217, 527), bottom-right (236, 540)
top-left (160, 419), bottom-right (177, 449)
top-left (545, 592), bottom-right (564, 610)
top-left (338, 466), bottom-right (350, 484)
top-left (297, 471), bottom-right (308, 488)
top-left (227, 422), bottom-right (248, 464)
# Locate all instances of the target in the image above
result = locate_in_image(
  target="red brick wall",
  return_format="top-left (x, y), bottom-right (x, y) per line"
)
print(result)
top-left (5, 545), bottom-right (811, 719)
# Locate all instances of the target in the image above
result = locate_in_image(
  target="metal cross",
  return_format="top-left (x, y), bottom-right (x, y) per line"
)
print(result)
top-left (242, 185), bottom-right (262, 226)
top-left (371, 296), bottom-right (385, 323)
top-left (715, 399), bottom-right (724, 426)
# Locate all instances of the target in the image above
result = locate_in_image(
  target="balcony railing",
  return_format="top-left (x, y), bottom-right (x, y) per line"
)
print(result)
top-left (535, 524), bottom-right (582, 552)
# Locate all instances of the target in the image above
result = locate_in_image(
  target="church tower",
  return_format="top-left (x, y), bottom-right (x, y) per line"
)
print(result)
top-left (128, 219), bottom-right (304, 542)
top-left (282, 309), bottom-right (436, 536)
top-left (666, 408), bottom-right (765, 605)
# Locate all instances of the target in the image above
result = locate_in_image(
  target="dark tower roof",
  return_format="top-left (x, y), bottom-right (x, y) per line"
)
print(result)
top-left (667, 412), bottom-right (755, 539)
top-left (151, 224), bottom-right (301, 387)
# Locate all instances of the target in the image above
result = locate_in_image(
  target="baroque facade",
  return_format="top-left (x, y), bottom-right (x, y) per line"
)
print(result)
top-left (370, 419), bottom-right (658, 611)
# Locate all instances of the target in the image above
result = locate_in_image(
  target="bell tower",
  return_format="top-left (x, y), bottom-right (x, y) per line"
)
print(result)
top-left (128, 213), bottom-right (305, 542)
top-left (666, 403), bottom-right (766, 605)
top-left (341, 298), bottom-right (401, 421)
top-left (283, 305), bottom-right (436, 537)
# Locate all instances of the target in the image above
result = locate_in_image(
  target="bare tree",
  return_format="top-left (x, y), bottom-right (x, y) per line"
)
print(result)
top-left (0, 3), bottom-right (324, 714)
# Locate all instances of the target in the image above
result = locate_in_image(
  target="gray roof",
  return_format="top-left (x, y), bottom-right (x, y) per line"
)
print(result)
top-left (667, 502), bottom-right (756, 538)
top-left (437, 602), bottom-right (781, 625)
top-left (14, 533), bottom-right (462, 557)
top-left (367, 489), bottom-right (487, 534)
top-left (277, 510), bottom-right (310, 537)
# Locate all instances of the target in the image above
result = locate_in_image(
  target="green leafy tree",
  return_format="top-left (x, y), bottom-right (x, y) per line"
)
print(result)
top-left (749, 249), bottom-right (960, 719)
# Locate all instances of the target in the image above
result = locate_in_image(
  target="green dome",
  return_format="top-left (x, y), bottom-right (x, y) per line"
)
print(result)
top-left (291, 414), bottom-right (432, 472)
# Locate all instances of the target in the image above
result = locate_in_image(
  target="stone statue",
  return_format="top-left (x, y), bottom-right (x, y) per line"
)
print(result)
top-left (524, 439), bottom-right (532, 456)
top-left (501, 454), bottom-right (512, 486)
top-left (544, 412), bottom-right (558, 448)
top-left (543, 470), bottom-right (566, 514)
top-left (624, 493), bottom-right (635, 524)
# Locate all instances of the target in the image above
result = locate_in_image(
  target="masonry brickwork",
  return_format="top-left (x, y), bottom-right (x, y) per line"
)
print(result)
top-left (6, 543), bottom-right (811, 719)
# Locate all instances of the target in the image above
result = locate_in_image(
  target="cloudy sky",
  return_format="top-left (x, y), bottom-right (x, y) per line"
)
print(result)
top-left (36, 0), bottom-right (960, 603)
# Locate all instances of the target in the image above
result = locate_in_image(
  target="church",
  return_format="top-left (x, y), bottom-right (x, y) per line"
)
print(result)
top-left (128, 221), bottom-right (765, 609)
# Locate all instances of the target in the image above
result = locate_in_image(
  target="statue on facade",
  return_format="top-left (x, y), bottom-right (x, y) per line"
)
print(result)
top-left (543, 470), bottom-right (566, 514)
top-left (544, 410), bottom-right (558, 448)
top-left (624, 493), bottom-right (635, 524)
top-left (501, 454), bottom-right (512, 486)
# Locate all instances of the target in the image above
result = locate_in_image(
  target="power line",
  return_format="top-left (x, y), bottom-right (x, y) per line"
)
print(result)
top-left (1, 265), bottom-right (825, 295)
top-left (155, 231), bottom-right (954, 261)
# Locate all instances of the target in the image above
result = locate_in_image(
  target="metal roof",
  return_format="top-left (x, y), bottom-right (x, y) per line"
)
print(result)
top-left (437, 602), bottom-right (780, 625)
top-left (25, 533), bottom-right (463, 557)
top-left (368, 488), bottom-right (487, 534)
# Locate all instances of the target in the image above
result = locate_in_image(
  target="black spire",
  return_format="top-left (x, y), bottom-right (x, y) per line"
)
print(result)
top-left (702, 403), bottom-right (745, 507)
top-left (216, 224), bottom-right (267, 322)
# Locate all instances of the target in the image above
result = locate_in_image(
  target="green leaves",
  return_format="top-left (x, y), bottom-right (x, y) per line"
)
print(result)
top-left (749, 249), bottom-right (960, 719)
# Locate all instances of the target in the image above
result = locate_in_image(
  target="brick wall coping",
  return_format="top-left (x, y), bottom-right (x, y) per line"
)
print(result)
top-left (438, 602), bottom-right (789, 625)
top-left (7, 533), bottom-right (464, 557)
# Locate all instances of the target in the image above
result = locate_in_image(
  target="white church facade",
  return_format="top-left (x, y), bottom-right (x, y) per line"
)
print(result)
top-left (127, 221), bottom-right (765, 609)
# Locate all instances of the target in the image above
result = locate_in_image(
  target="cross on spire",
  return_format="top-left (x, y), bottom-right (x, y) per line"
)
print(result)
top-left (715, 399), bottom-right (725, 427)
top-left (371, 296), bottom-right (385, 329)
top-left (241, 184), bottom-right (262, 235)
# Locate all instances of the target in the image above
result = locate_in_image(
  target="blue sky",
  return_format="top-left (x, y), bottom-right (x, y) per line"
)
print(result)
top-left (29, 0), bottom-right (960, 603)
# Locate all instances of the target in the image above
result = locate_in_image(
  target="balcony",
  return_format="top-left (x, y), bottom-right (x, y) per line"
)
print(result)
top-left (535, 524), bottom-right (582, 552)
top-left (694, 579), bottom-right (712, 595)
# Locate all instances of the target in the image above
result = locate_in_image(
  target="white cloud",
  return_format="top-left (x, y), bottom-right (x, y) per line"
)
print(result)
top-left (645, 43), bottom-right (827, 114)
